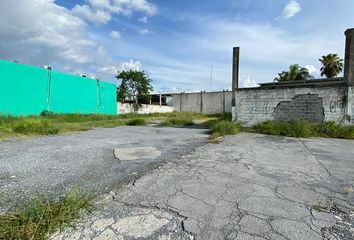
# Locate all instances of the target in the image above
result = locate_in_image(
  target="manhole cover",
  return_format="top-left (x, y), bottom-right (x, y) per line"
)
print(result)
top-left (113, 147), bottom-right (161, 161)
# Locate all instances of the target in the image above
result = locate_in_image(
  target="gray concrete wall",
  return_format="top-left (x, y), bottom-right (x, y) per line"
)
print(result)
top-left (233, 85), bottom-right (348, 126)
top-left (118, 102), bottom-right (174, 114)
top-left (171, 91), bottom-right (232, 114)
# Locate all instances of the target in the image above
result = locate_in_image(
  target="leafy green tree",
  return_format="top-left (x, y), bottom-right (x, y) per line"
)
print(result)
top-left (274, 64), bottom-right (312, 82)
top-left (319, 54), bottom-right (344, 79)
top-left (116, 80), bottom-right (127, 102)
top-left (116, 70), bottom-right (153, 104)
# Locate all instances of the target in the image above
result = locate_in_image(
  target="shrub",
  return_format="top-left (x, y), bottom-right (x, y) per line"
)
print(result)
top-left (40, 110), bottom-right (54, 117)
top-left (211, 121), bottom-right (241, 137)
top-left (127, 118), bottom-right (146, 126)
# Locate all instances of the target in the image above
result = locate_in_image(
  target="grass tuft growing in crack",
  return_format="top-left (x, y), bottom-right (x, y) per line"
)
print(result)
top-left (0, 187), bottom-right (92, 240)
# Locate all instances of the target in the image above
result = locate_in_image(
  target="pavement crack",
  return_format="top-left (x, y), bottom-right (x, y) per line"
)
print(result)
top-left (299, 139), bottom-right (333, 177)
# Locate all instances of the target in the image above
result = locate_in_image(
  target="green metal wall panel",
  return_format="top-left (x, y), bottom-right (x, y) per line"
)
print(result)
top-left (0, 60), bottom-right (48, 116)
top-left (50, 71), bottom-right (99, 114)
top-left (99, 81), bottom-right (118, 115)
top-left (0, 60), bottom-right (117, 116)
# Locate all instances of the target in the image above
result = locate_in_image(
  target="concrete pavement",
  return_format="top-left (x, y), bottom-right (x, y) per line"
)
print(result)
top-left (52, 133), bottom-right (354, 240)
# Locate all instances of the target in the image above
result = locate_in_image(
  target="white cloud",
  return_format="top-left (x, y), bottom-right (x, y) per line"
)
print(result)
top-left (110, 30), bottom-right (121, 39)
top-left (72, 4), bottom-right (111, 24)
top-left (119, 60), bottom-right (142, 71)
top-left (72, 0), bottom-right (157, 24)
top-left (0, 0), bottom-right (97, 65)
top-left (98, 66), bottom-right (119, 75)
top-left (139, 16), bottom-right (148, 23)
top-left (98, 60), bottom-right (142, 76)
top-left (139, 29), bottom-right (150, 35)
top-left (87, 0), bottom-right (110, 8)
top-left (144, 17), bottom-right (343, 88)
top-left (279, 1), bottom-right (301, 19)
top-left (305, 65), bottom-right (320, 77)
top-left (241, 76), bottom-right (258, 88)
top-left (120, 0), bottom-right (157, 16)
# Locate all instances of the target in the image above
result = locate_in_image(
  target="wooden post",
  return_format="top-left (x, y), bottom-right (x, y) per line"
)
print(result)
top-left (232, 47), bottom-right (240, 107)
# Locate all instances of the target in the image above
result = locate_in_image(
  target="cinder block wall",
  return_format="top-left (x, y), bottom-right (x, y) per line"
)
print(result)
top-left (233, 85), bottom-right (348, 126)
top-left (172, 91), bottom-right (232, 114)
top-left (232, 28), bottom-right (354, 126)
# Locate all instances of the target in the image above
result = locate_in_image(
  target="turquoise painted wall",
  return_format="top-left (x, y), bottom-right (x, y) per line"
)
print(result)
top-left (0, 60), bottom-right (117, 116)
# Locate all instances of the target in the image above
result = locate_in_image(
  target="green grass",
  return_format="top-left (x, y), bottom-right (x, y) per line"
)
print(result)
top-left (2, 112), bottom-right (353, 141)
top-left (12, 118), bottom-right (59, 135)
top-left (126, 118), bottom-right (146, 126)
top-left (251, 120), bottom-right (354, 139)
top-left (0, 112), bottom-right (224, 140)
top-left (210, 121), bottom-right (241, 139)
top-left (0, 187), bottom-right (92, 240)
top-left (160, 117), bottom-right (194, 127)
top-left (252, 120), bottom-right (313, 138)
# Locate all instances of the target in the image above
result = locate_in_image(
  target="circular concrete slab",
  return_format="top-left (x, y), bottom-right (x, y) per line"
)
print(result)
top-left (113, 147), bottom-right (161, 161)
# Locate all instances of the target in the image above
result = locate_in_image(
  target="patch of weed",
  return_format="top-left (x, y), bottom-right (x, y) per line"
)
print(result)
top-left (252, 120), bottom-right (313, 138)
top-left (126, 118), bottom-right (146, 126)
top-left (252, 120), bottom-right (354, 139)
top-left (160, 116), bottom-right (194, 127)
top-left (211, 121), bottom-right (241, 138)
top-left (11, 118), bottom-right (59, 135)
top-left (0, 187), bottom-right (91, 240)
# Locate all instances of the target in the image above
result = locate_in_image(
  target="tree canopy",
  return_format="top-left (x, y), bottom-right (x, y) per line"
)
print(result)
top-left (274, 64), bottom-right (312, 82)
top-left (319, 54), bottom-right (344, 79)
top-left (116, 70), bottom-right (153, 104)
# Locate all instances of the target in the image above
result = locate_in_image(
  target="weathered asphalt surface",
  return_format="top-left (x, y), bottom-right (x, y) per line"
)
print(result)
top-left (0, 126), bottom-right (210, 213)
top-left (52, 133), bottom-right (354, 240)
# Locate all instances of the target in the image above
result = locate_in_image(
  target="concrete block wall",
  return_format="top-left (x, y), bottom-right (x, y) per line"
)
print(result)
top-left (172, 91), bottom-right (232, 114)
top-left (118, 102), bottom-right (174, 114)
top-left (233, 86), bottom-right (347, 126)
top-left (274, 94), bottom-right (324, 122)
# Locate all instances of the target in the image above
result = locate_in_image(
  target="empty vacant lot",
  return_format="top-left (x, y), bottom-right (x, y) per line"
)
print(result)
top-left (0, 126), bottom-right (209, 213)
top-left (1, 126), bottom-right (353, 239)
top-left (54, 133), bottom-right (354, 240)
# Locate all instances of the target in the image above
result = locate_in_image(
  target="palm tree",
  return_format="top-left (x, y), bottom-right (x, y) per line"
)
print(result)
top-left (319, 54), bottom-right (344, 79)
top-left (274, 64), bottom-right (312, 82)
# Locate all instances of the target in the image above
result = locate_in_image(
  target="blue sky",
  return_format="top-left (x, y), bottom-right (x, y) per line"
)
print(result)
top-left (0, 0), bottom-right (353, 92)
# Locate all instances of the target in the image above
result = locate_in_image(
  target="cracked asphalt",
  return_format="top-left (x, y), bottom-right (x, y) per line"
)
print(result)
top-left (0, 126), bottom-right (209, 213)
top-left (52, 133), bottom-right (354, 240)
